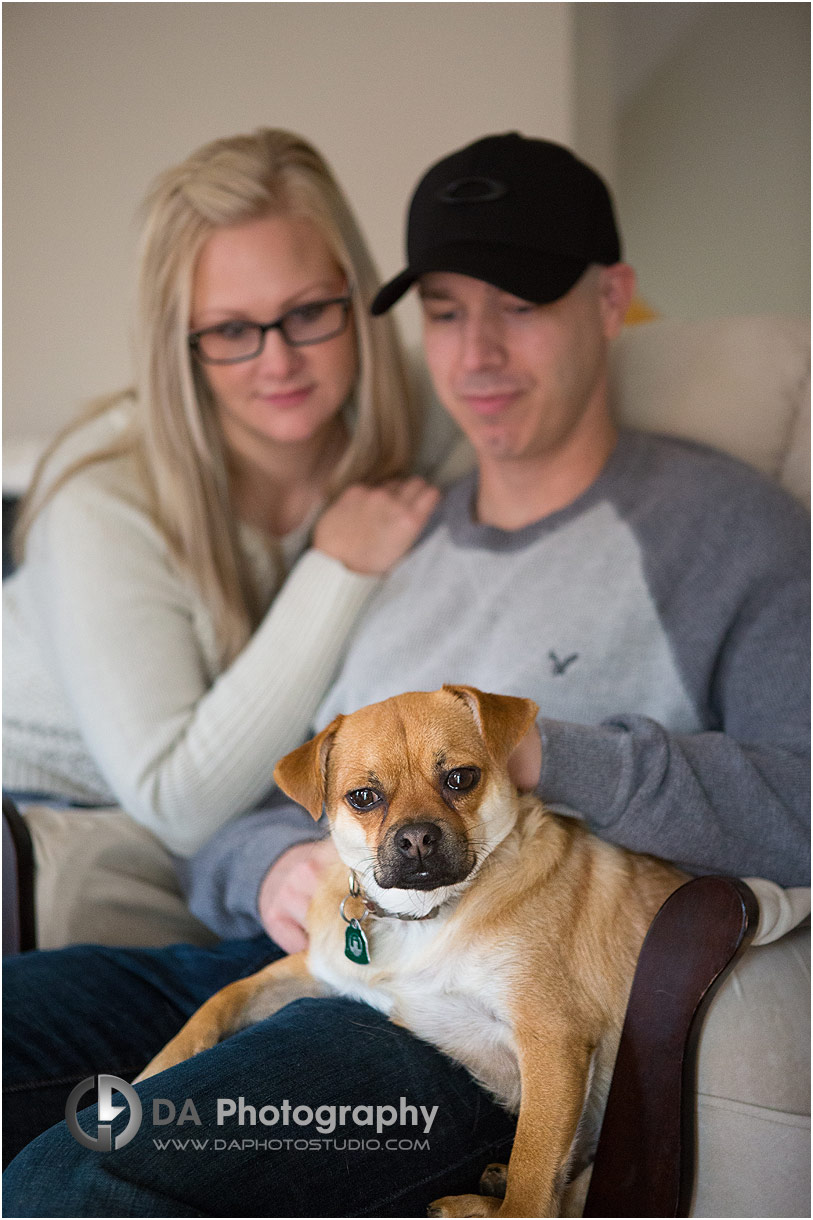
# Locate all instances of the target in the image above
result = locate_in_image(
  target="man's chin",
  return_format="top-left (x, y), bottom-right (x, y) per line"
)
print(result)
top-left (471, 426), bottom-right (526, 461)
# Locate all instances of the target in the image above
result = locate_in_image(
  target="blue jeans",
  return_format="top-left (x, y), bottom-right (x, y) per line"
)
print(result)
top-left (3, 938), bottom-right (517, 1217)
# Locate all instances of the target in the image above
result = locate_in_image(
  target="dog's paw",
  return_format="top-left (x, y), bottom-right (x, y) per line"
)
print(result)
top-left (478, 1164), bottom-right (508, 1199)
top-left (132, 1050), bottom-right (181, 1084)
top-left (132, 1034), bottom-right (213, 1083)
top-left (428, 1195), bottom-right (501, 1217)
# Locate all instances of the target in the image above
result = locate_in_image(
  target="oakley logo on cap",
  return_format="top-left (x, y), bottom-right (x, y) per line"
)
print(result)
top-left (437, 177), bottom-right (507, 204)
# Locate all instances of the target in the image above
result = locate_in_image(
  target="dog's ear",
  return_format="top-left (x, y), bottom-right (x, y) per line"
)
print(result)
top-left (443, 685), bottom-right (539, 764)
top-left (273, 716), bottom-right (344, 820)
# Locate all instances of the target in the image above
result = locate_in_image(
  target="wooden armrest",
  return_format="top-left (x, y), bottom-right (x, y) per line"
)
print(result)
top-left (583, 876), bottom-right (759, 1218)
top-left (3, 797), bottom-right (37, 954)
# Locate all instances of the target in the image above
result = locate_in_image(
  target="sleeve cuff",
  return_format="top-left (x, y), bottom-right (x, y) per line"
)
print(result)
top-left (537, 717), bottom-right (631, 826)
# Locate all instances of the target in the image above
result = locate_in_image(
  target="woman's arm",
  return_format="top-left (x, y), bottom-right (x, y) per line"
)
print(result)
top-left (19, 470), bottom-right (385, 854)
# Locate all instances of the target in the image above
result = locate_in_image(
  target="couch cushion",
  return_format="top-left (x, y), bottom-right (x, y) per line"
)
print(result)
top-left (22, 804), bottom-right (216, 949)
top-left (610, 317), bottom-right (810, 507)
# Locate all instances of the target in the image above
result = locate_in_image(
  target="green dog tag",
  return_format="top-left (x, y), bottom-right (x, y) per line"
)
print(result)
top-left (345, 919), bottom-right (370, 965)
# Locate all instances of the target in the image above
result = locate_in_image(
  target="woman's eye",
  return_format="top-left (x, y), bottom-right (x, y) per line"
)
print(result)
top-left (346, 788), bottom-right (382, 811)
top-left (291, 302), bottom-right (327, 323)
top-left (218, 321), bottom-right (253, 339)
top-left (444, 767), bottom-right (480, 792)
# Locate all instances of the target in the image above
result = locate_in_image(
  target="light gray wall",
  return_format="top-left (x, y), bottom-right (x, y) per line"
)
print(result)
top-left (573, 2), bottom-right (705, 190)
top-left (615, 3), bottom-right (810, 319)
top-left (5, 2), bottom-right (809, 466)
top-left (3, 2), bottom-right (574, 450)
top-left (571, 3), bottom-right (617, 188)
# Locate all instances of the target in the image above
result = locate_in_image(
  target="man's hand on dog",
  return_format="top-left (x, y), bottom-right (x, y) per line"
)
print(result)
top-left (258, 838), bottom-right (340, 952)
top-left (508, 722), bottom-right (542, 792)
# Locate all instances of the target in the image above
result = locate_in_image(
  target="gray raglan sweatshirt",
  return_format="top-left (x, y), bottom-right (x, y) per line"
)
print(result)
top-left (178, 431), bottom-right (810, 936)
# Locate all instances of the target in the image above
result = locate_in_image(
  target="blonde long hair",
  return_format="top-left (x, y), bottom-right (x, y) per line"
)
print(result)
top-left (15, 129), bottom-right (419, 664)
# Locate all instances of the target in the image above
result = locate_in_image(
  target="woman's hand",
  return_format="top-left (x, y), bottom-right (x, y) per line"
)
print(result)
top-left (313, 477), bottom-right (440, 575)
top-left (257, 838), bottom-right (339, 953)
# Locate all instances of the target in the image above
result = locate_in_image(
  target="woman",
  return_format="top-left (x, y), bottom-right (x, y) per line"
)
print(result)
top-left (2, 128), bottom-right (440, 856)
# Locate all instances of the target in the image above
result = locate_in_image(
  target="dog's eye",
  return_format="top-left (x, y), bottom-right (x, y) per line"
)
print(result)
top-left (444, 767), bottom-right (480, 792)
top-left (345, 788), bottom-right (383, 812)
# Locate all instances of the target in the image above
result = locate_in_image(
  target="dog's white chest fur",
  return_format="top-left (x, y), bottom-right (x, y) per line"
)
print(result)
top-left (308, 913), bottom-right (522, 1111)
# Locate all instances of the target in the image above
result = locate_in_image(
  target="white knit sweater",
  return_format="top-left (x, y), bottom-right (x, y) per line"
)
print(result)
top-left (2, 407), bottom-right (380, 855)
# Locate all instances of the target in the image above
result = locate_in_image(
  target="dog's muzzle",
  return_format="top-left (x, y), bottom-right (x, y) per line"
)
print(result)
top-left (375, 820), bottom-right (474, 890)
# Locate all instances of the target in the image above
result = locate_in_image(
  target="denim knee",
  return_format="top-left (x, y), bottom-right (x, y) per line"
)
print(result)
top-left (4, 1120), bottom-right (199, 1218)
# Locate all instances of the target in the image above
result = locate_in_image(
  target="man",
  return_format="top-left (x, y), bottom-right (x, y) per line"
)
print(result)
top-left (4, 134), bottom-right (809, 1217)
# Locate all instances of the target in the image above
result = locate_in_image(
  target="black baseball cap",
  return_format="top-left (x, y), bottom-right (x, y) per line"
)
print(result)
top-left (371, 132), bottom-right (621, 315)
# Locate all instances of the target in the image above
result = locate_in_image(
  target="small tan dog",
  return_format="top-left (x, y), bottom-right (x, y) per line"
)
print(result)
top-left (139, 685), bottom-right (685, 1216)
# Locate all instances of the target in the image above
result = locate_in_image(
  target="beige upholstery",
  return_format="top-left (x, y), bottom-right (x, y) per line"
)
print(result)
top-left (690, 924), bottom-right (810, 1217)
top-left (610, 315), bottom-right (810, 507)
top-left (24, 804), bottom-right (216, 950)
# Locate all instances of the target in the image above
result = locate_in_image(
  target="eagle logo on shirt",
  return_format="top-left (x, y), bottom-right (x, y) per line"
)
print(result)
top-left (548, 650), bottom-right (579, 676)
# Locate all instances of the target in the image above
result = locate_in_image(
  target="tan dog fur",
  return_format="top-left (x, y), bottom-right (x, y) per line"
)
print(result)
top-left (138, 685), bottom-right (685, 1216)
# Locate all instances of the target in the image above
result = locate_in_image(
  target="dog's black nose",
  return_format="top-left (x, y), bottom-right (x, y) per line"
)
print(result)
top-left (395, 822), bottom-right (441, 861)
top-left (377, 819), bottom-right (473, 890)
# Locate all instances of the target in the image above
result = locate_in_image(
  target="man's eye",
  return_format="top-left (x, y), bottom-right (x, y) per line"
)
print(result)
top-left (345, 788), bottom-right (383, 811)
top-left (444, 767), bottom-right (480, 792)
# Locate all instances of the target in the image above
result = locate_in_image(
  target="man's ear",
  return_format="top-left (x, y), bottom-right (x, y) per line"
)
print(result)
top-left (443, 685), bottom-right (538, 765)
top-left (599, 262), bottom-right (637, 339)
top-left (273, 716), bottom-right (344, 820)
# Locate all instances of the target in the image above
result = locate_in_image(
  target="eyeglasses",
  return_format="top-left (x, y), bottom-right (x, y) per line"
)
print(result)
top-left (188, 294), bottom-right (353, 365)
